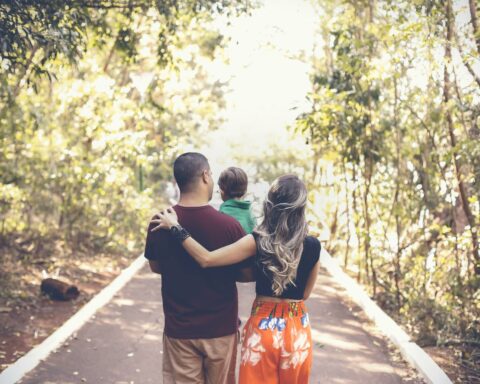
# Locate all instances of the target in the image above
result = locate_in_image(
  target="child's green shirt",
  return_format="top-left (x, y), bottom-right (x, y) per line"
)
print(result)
top-left (219, 199), bottom-right (256, 234)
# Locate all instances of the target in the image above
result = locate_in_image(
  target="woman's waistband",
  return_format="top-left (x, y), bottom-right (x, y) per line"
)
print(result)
top-left (251, 298), bottom-right (307, 318)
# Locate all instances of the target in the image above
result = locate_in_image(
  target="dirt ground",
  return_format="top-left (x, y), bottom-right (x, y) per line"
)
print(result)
top-left (0, 250), bottom-right (134, 372)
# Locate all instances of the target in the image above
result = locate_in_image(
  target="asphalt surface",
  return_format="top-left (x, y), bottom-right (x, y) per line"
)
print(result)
top-left (20, 266), bottom-right (422, 384)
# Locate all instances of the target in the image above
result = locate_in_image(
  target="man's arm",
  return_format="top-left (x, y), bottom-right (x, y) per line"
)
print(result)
top-left (236, 265), bottom-right (255, 282)
top-left (149, 260), bottom-right (162, 275)
top-left (145, 216), bottom-right (168, 275)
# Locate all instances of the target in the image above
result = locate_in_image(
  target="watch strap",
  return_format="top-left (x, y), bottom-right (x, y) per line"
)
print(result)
top-left (170, 225), bottom-right (191, 242)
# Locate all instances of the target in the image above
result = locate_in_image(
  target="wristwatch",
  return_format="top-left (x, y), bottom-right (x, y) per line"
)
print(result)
top-left (170, 224), bottom-right (191, 243)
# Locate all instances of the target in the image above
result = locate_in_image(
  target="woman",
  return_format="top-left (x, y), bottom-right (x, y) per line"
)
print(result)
top-left (151, 174), bottom-right (321, 384)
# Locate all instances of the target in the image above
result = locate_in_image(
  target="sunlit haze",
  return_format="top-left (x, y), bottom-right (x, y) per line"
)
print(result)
top-left (197, 0), bottom-right (318, 176)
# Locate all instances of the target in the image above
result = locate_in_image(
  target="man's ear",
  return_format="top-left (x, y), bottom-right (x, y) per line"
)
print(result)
top-left (201, 170), bottom-right (210, 184)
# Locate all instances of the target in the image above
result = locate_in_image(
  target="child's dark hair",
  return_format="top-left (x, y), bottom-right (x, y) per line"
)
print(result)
top-left (218, 167), bottom-right (248, 199)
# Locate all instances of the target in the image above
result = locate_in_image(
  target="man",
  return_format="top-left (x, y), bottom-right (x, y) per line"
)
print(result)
top-left (144, 152), bottom-right (252, 384)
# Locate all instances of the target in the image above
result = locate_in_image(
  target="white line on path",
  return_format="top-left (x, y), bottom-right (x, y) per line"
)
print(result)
top-left (0, 254), bottom-right (146, 384)
top-left (320, 249), bottom-right (453, 384)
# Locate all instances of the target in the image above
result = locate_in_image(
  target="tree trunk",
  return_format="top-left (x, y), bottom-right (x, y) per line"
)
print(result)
top-left (363, 156), bottom-right (376, 296)
top-left (352, 163), bottom-right (364, 282)
top-left (368, 0), bottom-right (375, 23)
top-left (393, 76), bottom-right (402, 309)
top-left (445, 0), bottom-right (480, 275)
top-left (342, 160), bottom-right (351, 268)
top-left (41, 278), bottom-right (79, 301)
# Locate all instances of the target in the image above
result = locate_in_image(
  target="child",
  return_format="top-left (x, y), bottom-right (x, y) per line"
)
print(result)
top-left (218, 167), bottom-right (256, 234)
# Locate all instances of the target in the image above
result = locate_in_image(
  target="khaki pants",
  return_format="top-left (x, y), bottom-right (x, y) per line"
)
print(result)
top-left (163, 333), bottom-right (237, 384)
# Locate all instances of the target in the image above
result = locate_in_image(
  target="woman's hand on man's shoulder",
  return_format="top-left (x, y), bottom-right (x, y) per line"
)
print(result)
top-left (150, 207), bottom-right (179, 232)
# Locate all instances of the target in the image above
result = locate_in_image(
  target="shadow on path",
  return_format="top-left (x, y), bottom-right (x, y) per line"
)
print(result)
top-left (20, 267), bottom-right (423, 383)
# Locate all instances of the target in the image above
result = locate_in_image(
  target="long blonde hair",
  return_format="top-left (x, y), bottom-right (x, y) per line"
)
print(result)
top-left (254, 174), bottom-right (308, 296)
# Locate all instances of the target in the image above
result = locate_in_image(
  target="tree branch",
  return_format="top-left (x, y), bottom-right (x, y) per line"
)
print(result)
top-left (454, 29), bottom-right (480, 88)
top-left (469, 0), bottom-right (480, 54)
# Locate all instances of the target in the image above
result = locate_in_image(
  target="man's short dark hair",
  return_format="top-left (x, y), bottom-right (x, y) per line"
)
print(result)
top-left (218, 167), bottom-right (248, 199)
top-left (173, 152), bottom-right (210, 192)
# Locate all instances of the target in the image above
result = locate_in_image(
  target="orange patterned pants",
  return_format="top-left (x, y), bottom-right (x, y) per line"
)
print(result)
top-left (239, 299), bottom-right (313, 384)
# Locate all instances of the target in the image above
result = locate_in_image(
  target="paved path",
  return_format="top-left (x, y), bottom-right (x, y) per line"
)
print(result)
top-left (20, 266), bottom-right (422, 384)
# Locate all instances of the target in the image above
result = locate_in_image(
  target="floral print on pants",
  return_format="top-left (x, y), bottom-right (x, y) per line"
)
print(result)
top-left (239, 300), bottom-right (313, 384)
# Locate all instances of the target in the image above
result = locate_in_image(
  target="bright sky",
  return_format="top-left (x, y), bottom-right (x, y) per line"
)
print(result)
top-left (196, 0), bottom-right (317, 177)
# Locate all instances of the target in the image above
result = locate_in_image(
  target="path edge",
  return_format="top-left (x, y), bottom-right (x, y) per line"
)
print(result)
top-left (320, 249), bottom-right (452, 384)
top-left (0, 254), bottom-right (146, 384)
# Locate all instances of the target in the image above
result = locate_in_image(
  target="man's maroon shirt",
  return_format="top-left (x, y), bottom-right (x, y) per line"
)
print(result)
top-left (144, 204), bottom-right (246, 339)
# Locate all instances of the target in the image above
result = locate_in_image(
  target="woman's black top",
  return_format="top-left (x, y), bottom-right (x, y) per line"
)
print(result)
top-left (252, 233), bottom-right (321, 300)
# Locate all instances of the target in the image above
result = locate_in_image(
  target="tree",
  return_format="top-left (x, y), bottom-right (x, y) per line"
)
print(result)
top-left (0, 1), bottom-right (250, 260)
top-left (297, 0), bottom-right (480, 379)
